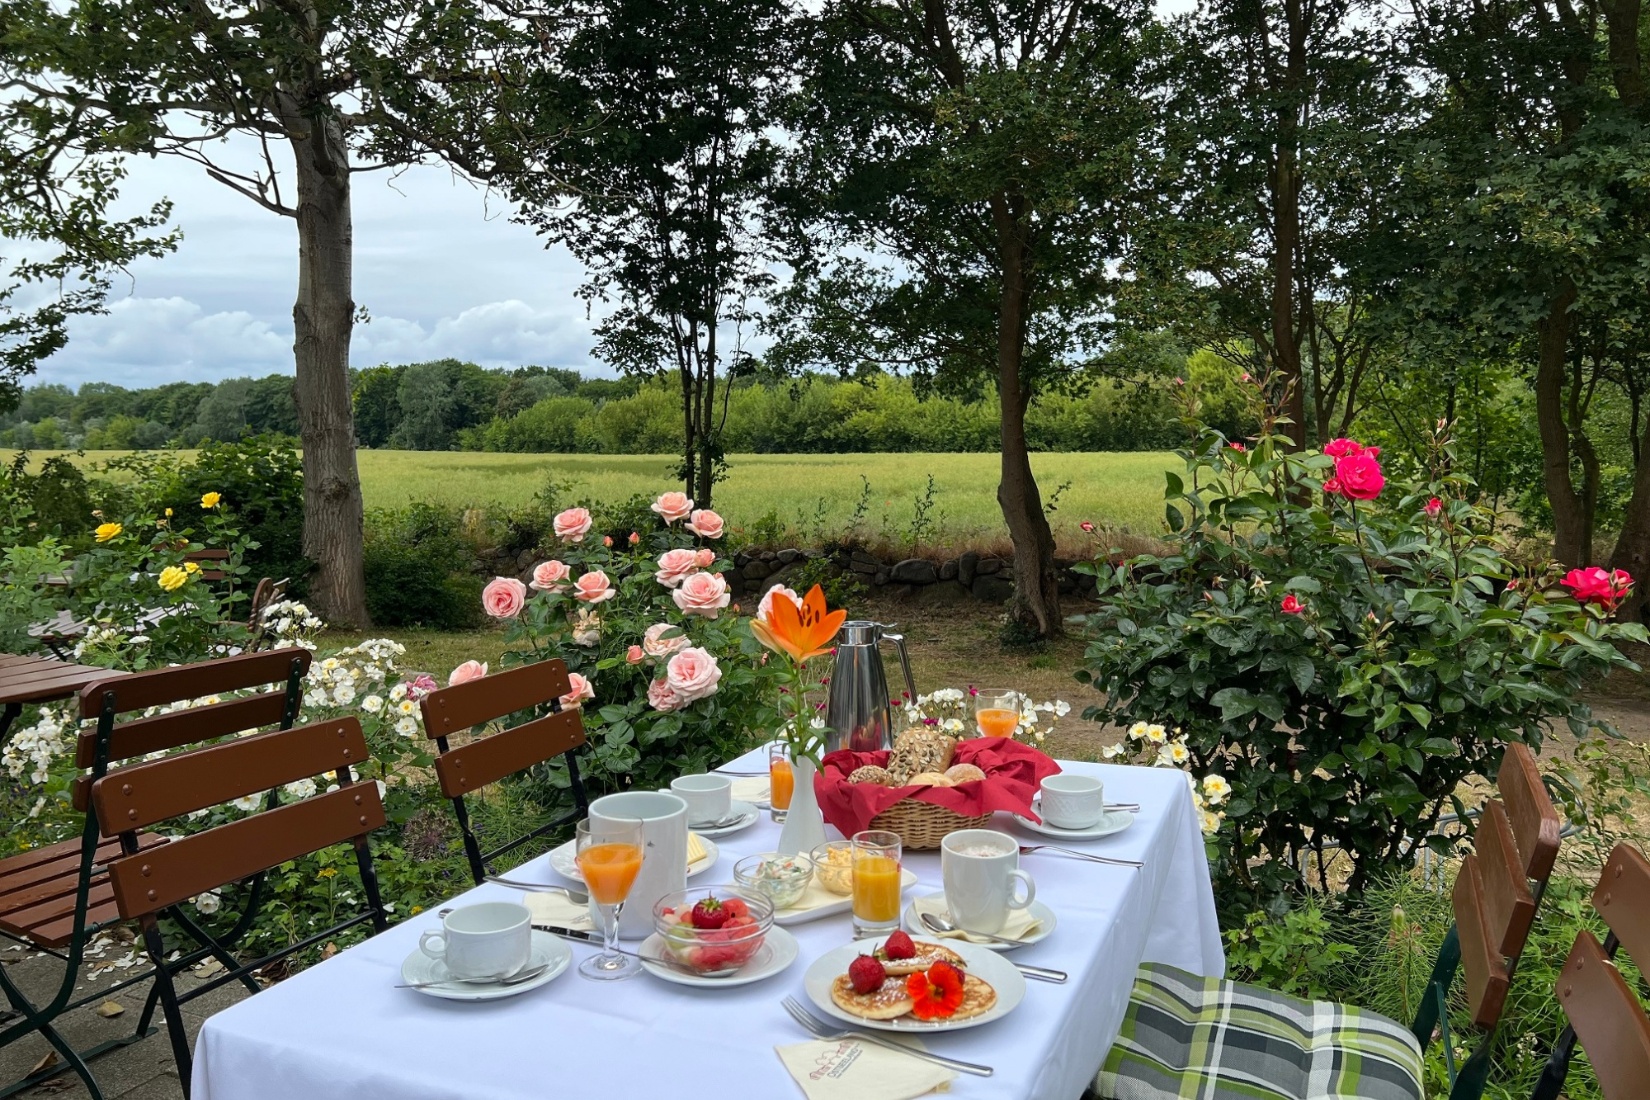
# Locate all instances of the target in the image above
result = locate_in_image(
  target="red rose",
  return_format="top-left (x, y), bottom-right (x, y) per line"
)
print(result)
top-left (1562, 566), bottom-right (1634, 610)
top-left (1228, 441), bottom-right (1247, 452)
top-left (1322, 477), bottom-right (1343, 496)
top-left (1334, 452), bottom-right (1385, 500)
top-left (1424, 497), bottom-right (1442, 517)
top-left (1323, 438), bottom-right (1363, 459)
top-left (1281, 594), bottom-right (1305, 615)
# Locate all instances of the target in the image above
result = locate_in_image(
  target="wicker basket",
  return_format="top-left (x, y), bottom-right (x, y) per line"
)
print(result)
top-left (868, 797), bottom-right (992, 850)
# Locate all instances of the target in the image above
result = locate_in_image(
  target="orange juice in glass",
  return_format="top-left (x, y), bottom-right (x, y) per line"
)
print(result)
top-left (574, 819), bottom-right (645, 980)
top-left (851, 830), bottom-right (903, 936)
top-left (974, 690), bottom-right (1023, 739)
top-left (769, 742), bottom-right (795, 822)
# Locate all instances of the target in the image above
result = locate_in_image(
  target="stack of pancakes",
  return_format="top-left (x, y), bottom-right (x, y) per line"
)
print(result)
top-left (829, 941), bottom-right (997, 1022)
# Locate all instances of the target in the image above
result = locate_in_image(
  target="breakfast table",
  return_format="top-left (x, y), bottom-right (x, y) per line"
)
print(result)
top-left (191, 748), bottom-right (1223, 1100)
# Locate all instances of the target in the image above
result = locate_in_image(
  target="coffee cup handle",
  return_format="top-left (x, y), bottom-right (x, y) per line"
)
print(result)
top-left (418, 930), bottom-right (446, 961)
top-left (1007, 869), bottom-right (1036, 911)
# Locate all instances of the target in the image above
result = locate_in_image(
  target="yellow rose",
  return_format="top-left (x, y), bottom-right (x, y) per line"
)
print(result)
top-left (184, 561), bottom-right (201, 574)
top-left (94, 522), bottom-right (123, 543)
top-left (164, 507), bottom-right (173, 517)
top-left (158, 566), bottom-right (189, 592)
top-left (200, 492), bottom-right (222, 509)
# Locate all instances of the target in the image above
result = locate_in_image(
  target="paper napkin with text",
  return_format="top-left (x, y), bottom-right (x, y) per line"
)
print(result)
top-left (776, 1038), bottom-right (953, 1100)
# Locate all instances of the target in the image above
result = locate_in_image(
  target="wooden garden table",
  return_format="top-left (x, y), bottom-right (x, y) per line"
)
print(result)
top-left (0, 653), bottom-right (125, 744)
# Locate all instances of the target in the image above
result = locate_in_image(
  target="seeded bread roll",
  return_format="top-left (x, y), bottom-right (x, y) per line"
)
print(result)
top-left (848, 765), bottom-right (893, 786)
top-left (886, 728), bottom-right (958, 784)
top-left (945, 762), bottom-right (987, 784)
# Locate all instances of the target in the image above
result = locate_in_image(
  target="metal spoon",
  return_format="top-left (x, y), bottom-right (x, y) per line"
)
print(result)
top-left (690, 808), bottom-right (751, 830)
top-left (396, 961), bottom-right (551, 990)
top-left (1018, 843), bottom-right (1144, 868)
top-left (917, 913), bottom-right (1067, 982)
top-left (484, 877), bottom-right (591, 905)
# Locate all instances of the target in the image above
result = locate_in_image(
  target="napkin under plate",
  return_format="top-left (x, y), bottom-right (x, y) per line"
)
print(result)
top-left (732, 777), bottom-right (770, 804)
top-left (776, 1038), bottom-right (953, 1099)
top-left (910, 893), bottom-right (1041, 945)
top-left (523, 891), bottom-right (592, 931)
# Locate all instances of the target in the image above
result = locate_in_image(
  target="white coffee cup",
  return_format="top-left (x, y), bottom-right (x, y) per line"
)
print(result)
top-left (668, 773), bottom-right (733, 826)
top-left (590, 790), bottom-right (688, 939)
top-left (1039, 774), bottom-right (1106, 830)
top-left (942, 829), bottom-right (1035, 935)
top-left (418, 901), bottom-right (531, 979)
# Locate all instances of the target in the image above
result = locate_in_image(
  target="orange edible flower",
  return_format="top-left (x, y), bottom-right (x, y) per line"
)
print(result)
top-left (749, 584), bottom-right (846, 665)
top-left (906, 961), bottom-right (966, 1020)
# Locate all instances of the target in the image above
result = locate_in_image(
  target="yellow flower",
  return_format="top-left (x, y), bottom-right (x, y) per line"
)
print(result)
top-left (164, 507), bottom-right (173, 517)
top-left (184, 561), bottom-right (201, 574)
top-left (158, 566), bottom-right (189, 592)
top-left (94, 522), bottom-right (123, 542)
top-left (317, 867), bottom-right (338, 879)
top-left (200, 491), bottom-right (222, 509)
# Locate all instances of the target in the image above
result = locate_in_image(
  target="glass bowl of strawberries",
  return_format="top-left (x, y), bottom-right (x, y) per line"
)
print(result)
top-left (653, 887), bottom-right (775, 976)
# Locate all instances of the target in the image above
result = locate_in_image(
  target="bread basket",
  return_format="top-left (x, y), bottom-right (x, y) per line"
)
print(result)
top-left (868, 797), bottom-right (991, 850)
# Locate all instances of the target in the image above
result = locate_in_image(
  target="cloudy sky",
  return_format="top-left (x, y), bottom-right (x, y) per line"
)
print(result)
top-left (36, 135), bottom-right (608, 391)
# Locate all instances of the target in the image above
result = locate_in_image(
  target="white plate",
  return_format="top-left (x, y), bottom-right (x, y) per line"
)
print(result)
top-left (692, 800), bottom-right (760, 839)
top-left (774, 868), bottom-right (919, 926)
top-left (398, 930), bottom-right (570, 1001)
top-left (548, 834), bottom-right (719, 882)
top-left (803, 937), bottom-right (1026, 1033)
top-left (638, 925), bottom-right (799, 987)
top-left (1010, 799), bottom-right (1135, 840)
top-left (901, 892), bottom-right (1057, 951)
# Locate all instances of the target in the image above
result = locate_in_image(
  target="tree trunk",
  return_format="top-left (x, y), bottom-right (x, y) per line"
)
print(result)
top-left (1611, 410), bottom-right (1650, 621)
top-left (1535, 282), bottom-right (1590, 567)
top-left (992, 197), bottom-right (1060, 639)
top-left (287, 95), bottom-right (370, 628)
top-left (1269, 0), bottom-right (1309, 450)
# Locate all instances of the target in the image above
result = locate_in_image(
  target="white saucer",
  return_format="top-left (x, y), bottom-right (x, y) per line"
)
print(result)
top-left (901, 892), bottom-right (1057, 951)
top-left (803, 937), bottom-right (1026, 1032)
top-left (637, 925), bottom-right (799, 987)
top-left (399, 930), bottom-right (570, 1000)
top-left (548, 834), bottom-right (719, 882)
top-left (1011, 799), bottom-right (1135, 840)
top-left (691, 800), bottom-right (760, 839)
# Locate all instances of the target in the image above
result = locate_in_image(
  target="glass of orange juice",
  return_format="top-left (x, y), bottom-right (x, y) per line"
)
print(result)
top-left (769, 742), bottom-right (795, 823)
top-left (574, 818), bottom-right (645, 980)
top-left (974, 689), bottom-right (1023, 740)
top-left (850, 830), bottom-right (903, 937)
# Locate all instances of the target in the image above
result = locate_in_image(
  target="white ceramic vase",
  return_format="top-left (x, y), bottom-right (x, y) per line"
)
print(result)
top-left (776, 756), bottom-right (827, 856)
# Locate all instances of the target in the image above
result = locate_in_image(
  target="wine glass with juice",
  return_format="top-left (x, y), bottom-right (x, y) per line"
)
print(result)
top-left (574, 818), bottom-right (644, 980)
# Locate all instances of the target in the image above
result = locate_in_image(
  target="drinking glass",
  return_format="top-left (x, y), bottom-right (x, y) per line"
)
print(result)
top-left (574, 818), bottom-right (645, 980)
top-left (768, 741), bottom-right (795, 823)
top-left (973, 689), bottom-right (1023, 739)
top-left (851, 829), bottom-right (903, 937)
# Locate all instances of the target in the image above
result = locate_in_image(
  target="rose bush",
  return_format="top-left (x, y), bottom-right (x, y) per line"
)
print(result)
top-left (1078, 392), bottom-right (1647, 907)
top-left (487, 491), bottom-right (787, 802)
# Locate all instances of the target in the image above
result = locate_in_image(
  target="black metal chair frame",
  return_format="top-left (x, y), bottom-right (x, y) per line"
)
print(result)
top-left (0, 652), bottom-right (308, 1099)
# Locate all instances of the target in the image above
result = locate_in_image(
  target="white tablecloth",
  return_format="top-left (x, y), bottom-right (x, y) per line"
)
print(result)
top-left (194, 750), bottom-right (1223, 1100)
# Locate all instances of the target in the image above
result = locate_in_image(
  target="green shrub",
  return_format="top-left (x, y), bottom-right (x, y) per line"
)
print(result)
top-left (1223, 897), bottom-right (1356, 1000)
top-left (363, 504), bottom-right (483, 629)
top-left (1, 451), bottom-right (96, 547)
top-left (1078, 386), bottom-right (1647, 907)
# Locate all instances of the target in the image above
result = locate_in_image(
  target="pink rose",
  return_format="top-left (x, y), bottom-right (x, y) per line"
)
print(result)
top-left (530, 559), bottom-right (571, 592)
top-left (1424, 497), bottom-right (1443, 517)
top-left (1281, 594), bottom-right (1305, 615)
top-left (647, 677), bottom-right (682, 713)
top-left (553, 507), bottom-right (593, 542)
top-left (1323, 438), bottom-right (1363, 459)
top-left (572, 570), bottom-right (616, 604)
top-left (643, 622), bottom-right (690, 657)
top-left (1080, 521), bottom-right (1096, 533)
top-left (665, 646), bottom-right (722, 703)
top-left (603, 535), bottom-right (614, 548)
top-left (1228, 441), bottom-right (1246, 452)
top-left (1562, 566), bottom-right (1633, 610)
top-left (447, 660), bottom-right (488, 687)
top-left (482, 577), bottom-right (527, 619)
top-left (628, 532), bottom-right (640, 545)
top-left (626, 645), bottom-right (645, 664)
top-left (686, 509), bottom-right (725, 538)
top-left (560, 672), bottom-right (595, 709)
top-left (655, 548), bottom-right (700, 588)
top-left (651, 492), bottom-right (695, 524)
top-left (1322, 477), bottom-right (1343, 496)
top-left (406, 673), bottom-right (439, 700)
top-left (672, 570), bottom-right (731, 618)
top-left (757, 583), bottom-right (802, 624)
top-left (1334, 452), bottom-right (1385, 501)
top-left (694, 547), bottom-right (716, 568)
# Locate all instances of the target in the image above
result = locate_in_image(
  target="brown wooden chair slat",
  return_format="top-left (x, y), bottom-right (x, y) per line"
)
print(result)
top-left (183, 548), bottom-right (230, 582)
top-left (418, 658), bottom-right (591, 885)
top-left (1498, 743), bottom-right (1561, 882)
top-left (1474, 800), bottom-right (1538, 959)
top-left (1453, 853), bottom-right (1511, 1030)
top-left (1533, 844), bottom-right (1650, 1100)
top-left (92, 716), bottom-right (388, 1098)
top-left (0, 649), bottom-right (312, 1098)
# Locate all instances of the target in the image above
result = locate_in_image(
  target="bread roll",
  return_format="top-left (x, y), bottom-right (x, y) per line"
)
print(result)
top-left (945, 762), bottom-right (987, 784)
top-left (848, 765), bottom-right (893, 786)
top-left (906, 771), bottom-right (954, 787)
top-left (886, 728), bottom-right (958, 784)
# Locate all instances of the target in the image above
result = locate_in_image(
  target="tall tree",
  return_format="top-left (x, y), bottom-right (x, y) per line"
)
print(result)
top-left (776, 0), bottom-right (1153, 638)
top-left (0, 0), bottom-right (500, 625)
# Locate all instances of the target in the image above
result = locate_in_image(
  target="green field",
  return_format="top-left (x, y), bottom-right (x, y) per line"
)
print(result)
top-left (12, 449), bottom-right (1178, 549)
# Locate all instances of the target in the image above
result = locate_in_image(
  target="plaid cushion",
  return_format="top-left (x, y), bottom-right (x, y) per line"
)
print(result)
top-left (1092, 964), bottom-right (1425, 1100)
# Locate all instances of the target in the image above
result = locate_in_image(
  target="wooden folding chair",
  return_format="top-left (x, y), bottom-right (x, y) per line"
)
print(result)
top-left (92, 715), bottom-right (387, 1097)
top-left (1093, 741), bottom-right (1563, 1100)
top-left (0, 649), bottom-right (310, 1099)
top-left (418, 658), bottom-right (590, 885)
top-left (1529, 842), bottom-right (1650, 1100)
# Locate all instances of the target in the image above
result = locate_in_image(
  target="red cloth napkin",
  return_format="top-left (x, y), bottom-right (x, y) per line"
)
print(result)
top-left (815, 737), bottom-right (1062, 839)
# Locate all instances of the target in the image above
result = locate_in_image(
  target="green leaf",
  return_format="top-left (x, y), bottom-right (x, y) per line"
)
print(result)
top-left (1286, 654), bottom-right (1315, 695)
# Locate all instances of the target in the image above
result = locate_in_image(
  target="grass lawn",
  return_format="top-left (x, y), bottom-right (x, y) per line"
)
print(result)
top-left (15, 449), bottom-right (1179, 546)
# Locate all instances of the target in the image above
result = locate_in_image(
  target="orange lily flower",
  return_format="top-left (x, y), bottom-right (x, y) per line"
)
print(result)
top-left (750, 584), bottom-right (846, 664)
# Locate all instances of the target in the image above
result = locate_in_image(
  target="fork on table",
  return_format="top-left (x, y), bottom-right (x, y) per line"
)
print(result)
top-left (779, 996), bottom-right (994, 1077)
top-left (1018, 844), bottom-right (1143, 868)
